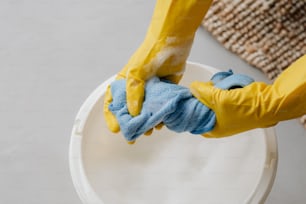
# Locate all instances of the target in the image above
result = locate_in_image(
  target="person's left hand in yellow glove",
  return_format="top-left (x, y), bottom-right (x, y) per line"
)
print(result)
top-left (190, 54), bottom-right (306, 138)
top-left (104, 0), bottom-right (213, 143)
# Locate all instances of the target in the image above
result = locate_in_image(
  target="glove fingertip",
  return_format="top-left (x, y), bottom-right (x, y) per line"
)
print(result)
top-left (155, 122), bottom-right (164, 130)
top-left (190, 81), bottom-right (214, 101)
top-left (103, 109), bottom-right (121, 133)
top-left (103, 86), bottom-right (121, 133)
top-left (109, 123), bottom-right (120, 133)
top-left (201, 132), bottom-right (214, 138)
top-left (127, 140), bottom-right (136, 145)
top-left (144, 128), bottom-right (153, 136)
top-left (128, 102), bottom-right (142, 116)
top-left (126, 78), bottom-right (145, 116)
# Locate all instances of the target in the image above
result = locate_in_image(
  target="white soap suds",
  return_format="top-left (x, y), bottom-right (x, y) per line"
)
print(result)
top-left (143, 36), bottom-right (193, 77)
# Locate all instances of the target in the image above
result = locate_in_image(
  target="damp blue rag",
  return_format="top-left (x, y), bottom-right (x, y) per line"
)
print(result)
top-left (109, 70), bottom-right (254, 142)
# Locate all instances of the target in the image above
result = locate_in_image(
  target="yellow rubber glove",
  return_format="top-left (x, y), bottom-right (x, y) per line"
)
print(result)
top-left (104, 0), bottom-right (213, 137)
top-left (190, 54), bottom-right (306, 138)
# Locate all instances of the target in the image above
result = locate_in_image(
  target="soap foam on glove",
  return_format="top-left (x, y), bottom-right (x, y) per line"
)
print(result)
top-left (109, 70), bottom-right (254, 142)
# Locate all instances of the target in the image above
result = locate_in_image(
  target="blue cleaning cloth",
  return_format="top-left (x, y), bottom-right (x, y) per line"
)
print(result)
top-left (109, 70), bottom-right (254, 142)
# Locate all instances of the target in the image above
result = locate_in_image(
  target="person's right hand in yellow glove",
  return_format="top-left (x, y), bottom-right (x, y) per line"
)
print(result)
top-left (190, 54), bottom-right (306, 138)
top-left (104, 0), bottom-right (213, 142)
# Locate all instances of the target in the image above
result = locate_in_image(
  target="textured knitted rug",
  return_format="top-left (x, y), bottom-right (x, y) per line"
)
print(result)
top-left (202, 0), bottom-right (306, 128)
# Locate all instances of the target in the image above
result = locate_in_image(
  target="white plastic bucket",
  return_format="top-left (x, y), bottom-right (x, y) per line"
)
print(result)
top-left (69, 62), bottom-right (278, 204)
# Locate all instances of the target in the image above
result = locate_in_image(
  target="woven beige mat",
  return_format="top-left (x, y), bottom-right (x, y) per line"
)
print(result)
top-left (202, 0), bottom-right (306, 128)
